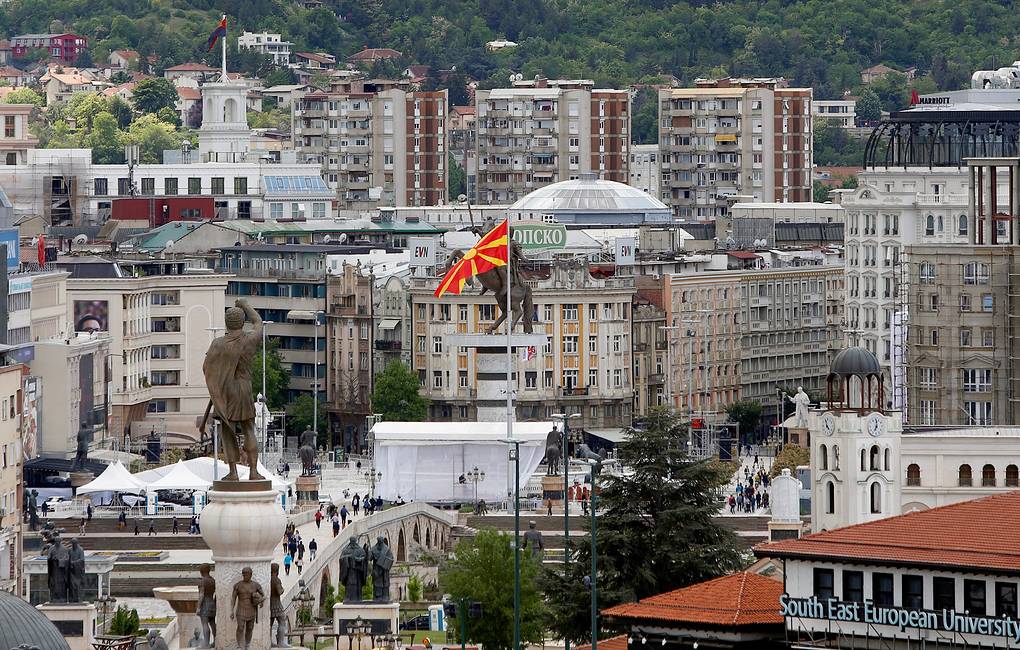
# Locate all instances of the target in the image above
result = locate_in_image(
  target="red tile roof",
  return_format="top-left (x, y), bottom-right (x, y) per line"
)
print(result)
top-left (452, 106), bottom-right (475, 116)
top-left (727, 251), bottom-right (761, 260)
top-left (296, 51), bottom-right (335, 64)
top-left (112, 49), bottom-right (140, 59)
top-left (0, 66), bottom-right (26, 78)
top-left (602, 573), bottom-right (783, 627)
top-left (348, 48), bottom-right (402, 61)
top-left (176, 87), bottom-right (201, 100)
top-left (166, 62), bottom-right (217, 72)
top-left (576, 635), bottom-right (628, 650)
top-left (755, 491), bottom-right (1020, 573)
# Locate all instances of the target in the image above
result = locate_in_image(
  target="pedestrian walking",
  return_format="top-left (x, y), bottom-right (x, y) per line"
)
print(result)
top-left (288, 538), bottom-right (297, 558)
top-left (340, 504), bottom-right (348, 528)
top-left (375, 495), bottom-right (384, 512)
top-left (118, 511), bottom-right (126, 530)
top-left (172, 516), bottom-right (179, 535)
top-left (189, 517), bottom-right (197, 535)
top-left (352, 493), bottom-right (360, 516)
top-left (309, 538), bottom-right (318, 560)
top-left (314, 510), bottom-right (323, 529)
top-left (79, 518), bottom-right (86, 536)
top-left (148, 519), bottom-right (156, 536)
top-left (297, 541), bottom-right (305, 561)
top-left (295, 557), bottom-right (303, 575)
top-left (283, 553), bottom-right (292, 575)
top-left (86, 503), bottom-right (93, 521)
top-left (331, 514), bottom-right (340, 538)
top-left (133, 519), bottom-right (140, 536)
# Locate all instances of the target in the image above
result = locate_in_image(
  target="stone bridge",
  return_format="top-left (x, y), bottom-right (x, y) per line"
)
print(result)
top-left (282, 502), bottom-right (457, 616)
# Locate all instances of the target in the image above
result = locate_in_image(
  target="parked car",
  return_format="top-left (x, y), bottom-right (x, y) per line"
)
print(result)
top-left (43, 496), bottom-right (66, 508)
top-left (400, 615), bottom-right (430, 631)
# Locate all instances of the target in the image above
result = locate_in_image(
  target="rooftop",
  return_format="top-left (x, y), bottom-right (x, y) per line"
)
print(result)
top-left (165, 62), bottom-right (218, 72)
top-left (510, 176), bottom-right (670, 213)
top-left (348, 48), bottom-right (402, 61)
top-left (603, 572), bottom-right (783, 627)
top-left (755, 491), bottom-right (1020, 574)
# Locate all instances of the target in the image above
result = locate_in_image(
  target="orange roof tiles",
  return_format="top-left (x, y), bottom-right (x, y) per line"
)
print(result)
top-left (166, 62), bottom-right (217, 72)
top-left (576, 635), bottom-right (628, 650)
top-left (755, 491), bottom-right (1020, 573)
top-left (348, 48), bottom-right (402, 61)
top-left (603, 572), bottom-right (783, 627)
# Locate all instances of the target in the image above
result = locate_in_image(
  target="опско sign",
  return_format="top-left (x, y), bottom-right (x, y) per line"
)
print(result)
top-left (780, 594), bottom-right (1020, 642)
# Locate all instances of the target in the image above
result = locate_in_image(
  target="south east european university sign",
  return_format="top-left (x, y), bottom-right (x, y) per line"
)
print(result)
top-left (511, 221), bottom-right (567, 252)
top-left (780, 594), bottom-right (1020, 643)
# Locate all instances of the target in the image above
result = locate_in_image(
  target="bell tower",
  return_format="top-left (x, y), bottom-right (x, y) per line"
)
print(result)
top-left (198, 81), bottom-right (250, 161)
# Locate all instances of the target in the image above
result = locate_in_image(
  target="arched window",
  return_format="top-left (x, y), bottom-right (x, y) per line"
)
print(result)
top-left (223, 97), bottom-right (237, 123)
top-left (1008, 465), bottom-right (1019, 487)
top-left (870, 445), bottom-right (880, 471)
top-left (937, 215), bottom-right (944, 232)
top-left (833, 445), bottom-right (840, 470)
top-left (983, 464), bottom-right (996, 487)
top-left (907, 463), bottom-right (921, 486)
top-left (959, 464), bottom-right (973, 487)
top-left (819, 444), bottom-right (828, 470)
top-left (860, 448), bottom-right (867, 471)
top-left (925, 215), bottom-right (935, 236)
top-left (870, 482), bottom-right (882, 513)
top-left (959, 214), bottom-right (968, 236)
top-left (884, 447), bottom-right (890, 471)
top-left (826, 481), bottom-right (835, 514)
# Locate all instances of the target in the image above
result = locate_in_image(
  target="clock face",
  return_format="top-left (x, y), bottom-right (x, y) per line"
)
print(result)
top-left (822, 413), bottom-right (836, 436)
top-left (867, 413), bottom-right (884, 437)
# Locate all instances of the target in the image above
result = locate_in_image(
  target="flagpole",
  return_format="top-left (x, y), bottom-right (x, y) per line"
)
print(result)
top-left (506, 218), bottom-right (521, 650)
top-left (220, 14), bottom-right (227, 82)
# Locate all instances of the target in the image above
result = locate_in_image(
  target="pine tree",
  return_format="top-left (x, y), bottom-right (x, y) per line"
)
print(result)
top-left (541, 408), bottom-right (744, 645)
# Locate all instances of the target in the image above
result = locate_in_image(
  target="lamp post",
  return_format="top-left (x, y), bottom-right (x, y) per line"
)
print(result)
top-left (552, 409), bottom-right (580, 638)
top-left (346, 615), bottom-right (372, 650)
top-left (588, 461), bottom-right (602, 650)
top-left (467, 466), bottom-right (486, 506)
top-left (502, 437), bottom-right (521, 650)
top-left (313, 310), bottom-right (324, 440)
top-left (261, 319), bottom-right (274, 407)
top-left (364, 468), bottom-right (382, 497)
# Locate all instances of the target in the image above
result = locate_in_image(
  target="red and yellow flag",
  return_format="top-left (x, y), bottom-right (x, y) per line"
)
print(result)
top-left (435, 219), bottom-right (509, 298)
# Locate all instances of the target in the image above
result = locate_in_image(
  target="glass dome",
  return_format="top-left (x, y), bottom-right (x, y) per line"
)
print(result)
top-left (510, 175), bottom-right (670, 213)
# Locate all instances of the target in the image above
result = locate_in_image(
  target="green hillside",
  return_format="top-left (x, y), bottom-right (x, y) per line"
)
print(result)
top-left (1, 0), bottom-right (1013, 100)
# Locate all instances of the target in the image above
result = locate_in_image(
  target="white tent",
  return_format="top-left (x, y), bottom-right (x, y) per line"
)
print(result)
top-left (142, 460), bottom-right (212, 492)
top-left (76, 461), bottom-right (145, 495)
top-left (133, 457), bottom-right (291, 493)
top-left (372, 421), bottom-right (551, 502)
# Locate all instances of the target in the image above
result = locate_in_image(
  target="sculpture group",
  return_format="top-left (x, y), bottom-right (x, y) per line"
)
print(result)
top-left (45, 532), bottom-right (85, 603)
top-left (339, 536), bottom-right (394, 603)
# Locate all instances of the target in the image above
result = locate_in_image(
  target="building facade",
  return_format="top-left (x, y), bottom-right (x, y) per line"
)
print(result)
top-left (658, 78), bottom-right (813, 220)
top-left (324, 262), bottom-right (374, 452)
top-left (0, 363), bottom-right (22, 594)
top-left (475, 79), bottom-right (630, 204)
top-left (10, 33), bottom-right (87, 63)
top-left (814, 99), bottom-right (857, 128)
top-left (237, 32), bottom-right (293, 66)
top-left (628, 143), bottom-right (660, 198)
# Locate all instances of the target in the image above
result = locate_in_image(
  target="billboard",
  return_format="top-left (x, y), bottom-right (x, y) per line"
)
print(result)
top-left (22, 376), bottom-right (38, 459)
top-left (0, 229), bottom-right (17, 272)
top-left (408, 237), bottom-right (436, 268)
top-left (615, 237), bottom-right (636, 265)
top-left (511, 221), bottom-right (567, 252)
top-left (73, 300), bottom-right (109, 332)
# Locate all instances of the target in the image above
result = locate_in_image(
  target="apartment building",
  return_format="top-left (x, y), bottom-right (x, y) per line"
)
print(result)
top-left (324, 262), bottom-right (374, 452)
top-left (475, 79), bottom-right (629, 204)
top-left (0, 363), bottom-right (22, 594)
top-left (814, 99), bottom-right (857, 128)
top-left (658, 78), bottom-right (812, 220)
top-left (628, 143), bottom-right (659, 196)
top-left (0, 104), bottom-right (37, 166)
top-left (292, 81), bottom-right (448, 210)
top-left (237, 32), bottom-right (293, 66)
top-left (409, 259), bottom-right (635, 433)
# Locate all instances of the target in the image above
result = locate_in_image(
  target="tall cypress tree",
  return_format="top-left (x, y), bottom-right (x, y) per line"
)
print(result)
top-left (540, 408), bottom-right (744, 645)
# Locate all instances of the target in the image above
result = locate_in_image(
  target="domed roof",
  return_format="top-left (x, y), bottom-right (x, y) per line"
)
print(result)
top-left (510, 175), bottom-right (670, 213)
top-left (0, 590), bottom-right (70, 650)
top-left (830, 346), bottom-right (881, 376)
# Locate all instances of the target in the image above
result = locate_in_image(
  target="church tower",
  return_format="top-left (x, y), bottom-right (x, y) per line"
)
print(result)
top-left (198, 81), bottom-right (250, 161)
top-left (808, 346), bottom-right (903, 533)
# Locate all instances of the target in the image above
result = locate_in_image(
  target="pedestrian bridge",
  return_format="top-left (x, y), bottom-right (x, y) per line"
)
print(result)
top-left (282, 502), bottom-right (458, 616)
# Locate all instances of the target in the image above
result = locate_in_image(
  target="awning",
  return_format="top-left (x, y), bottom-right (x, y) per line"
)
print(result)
top-left (585, 428), bottom-right (629, 444)
top-left (714, 133), bottom-right (737, 142)
top-left (378, 318), bottom-right (400, 330)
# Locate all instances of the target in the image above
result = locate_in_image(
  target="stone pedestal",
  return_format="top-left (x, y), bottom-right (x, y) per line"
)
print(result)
top-left (69, 472), bottom-right (94, 488)
top-left (541, 475), bottom-right (564, 504)
top-left (201, 482), bottom-right (287, 650)
top-left (37, 602), bottom-right (96, 650)
top-left (154, 585), bottom-right (201, 647)
top-left (444, 334), bottom-right (547, 422)
top-left (786, 426), bottom-right (809, 447)
top-left (295, 475), bottom-right (320, 505)
top-left (333, 602), bottom-right (400, 650)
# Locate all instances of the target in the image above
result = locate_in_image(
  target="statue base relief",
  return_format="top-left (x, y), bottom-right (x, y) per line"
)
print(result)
top-left (541, 475), bottom-right (564, 505)
top-left (295, 475), bottom-right (319, 504)
top-left (69, 471), bottom-right (94, 488)
top-left (201, 486), bottom-right (287, 650)
top-left (153, 585), bottom-right (201, 646)
top-left (37, 601), bottom-right (96, 650)
top-left (785, 426), bottom-right (809, 447)
top-left (333, 601), bottom-right (400, 650)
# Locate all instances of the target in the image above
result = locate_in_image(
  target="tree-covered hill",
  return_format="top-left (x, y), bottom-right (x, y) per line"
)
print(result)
top-left (0, 0), bottom-right (1012, 98)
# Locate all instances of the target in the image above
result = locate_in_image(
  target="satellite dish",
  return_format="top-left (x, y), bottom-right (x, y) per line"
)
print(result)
top-left (338, 233), bottom-right (348, 243)
top-left (165, 239), bottom-right (175, 250)
top-left (323, 234), bottom-right (332, 243)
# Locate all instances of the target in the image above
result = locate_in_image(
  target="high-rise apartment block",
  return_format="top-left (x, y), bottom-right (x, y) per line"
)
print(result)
top-left (475, 79), bottom-right (629, 204)
top-left (293, 81), bottom-right (448, 211)
top-left (658, 78), bottom-right (812, 220)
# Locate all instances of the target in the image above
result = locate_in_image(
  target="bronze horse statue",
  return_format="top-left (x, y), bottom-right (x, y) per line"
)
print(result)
top-left (447, 239), bottom-right (535, 334)
top-left (544, 427), bottom-right (561, 476)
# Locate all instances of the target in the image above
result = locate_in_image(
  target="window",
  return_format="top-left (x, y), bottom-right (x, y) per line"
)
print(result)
top-left (959, 214), bottom-right (968, 236)
top-left (933, 577), bottom-right (956, 611)
top-left (94, 178), bottom-right (108, 195)
top-left (919, 262), bottom-right (935, 284)
top-left (918, 367), bottom-right (938, 389)
top-left (1007, 465), bottom-right (1019, 487)
top-left (479, 304), bottom-right (495, 321)
top-left (840, 571), bottom-right (864, 603)
top-left (432, 371), bottom-right (442, 389)
top-left (588, 335), bottom-right (597, 353)
top-left (187, 177), bottom-right (201, 194)
top-left (960, 328), bottom-right (971, 347)
top-left (3, 116), bottom-right (13, 138)
top-left (270, 203), bottom-right (283, 219)
top-left (417, 336), bottom-right (426, 353)
top-left (959, 294), bottom-right (971, 311)
top-left (825, 480), bottom-right (835, 514)
top-left (964, 262), bottom-right (990, 285)
top-left (563, 336), bottom-right (578, 354)
top-left (432, 336), bottom-right (442, 353)
top-left (588, 368), bottom-right (598, 387)
top-left (903, 575), bottom-right (924, 610)
top-left (211, 177), bottom-right (225, 194)
top-left (963, 369), bottom-right (992, 392)
top-left (562, 304), bottom-right (578, 321)
top-left (996, 582), bottom-right (1018, 618)
top-left (870, 444), bottom-right (880, 471)
top-left (313, 203), bottom-right (326, 219)
top-left (870, 481), bottom-right (882, 513)
top-left (813, 568), bottom-right (835, 601)
top-left (562, 369), bottom-right (578, 389)
top-left (819, 444), bottom-right (828, 470)
top-left (117, 177), bottom-right (130, 195)
top-left (925, 214), bottom-right (935, 236)
top-left (983, 294), bottom-right (994, 312)
top-left (525, 371), bottom-right (537, 389)
top-left (965, 579), bottom-right (987, 616)
top-left (983, 329), bottom-right (995, 347)
top-left (965, 400), bottom-right (992, 424)
top-left (959, 464), bottom-right (973, 486)
top-left (164, 177), bottom-right (178, 195)
top-left (458, 370), bottom-right (468, 388)
top-left (234, 177), bottom-right (248, 195)
top-left (612, 335), bottom-right (622, 353)
top-left (982, 464), bottom-right (996, 487)
top-left (873, 573), bottom-right (895, 606)
top-left (907, 463), bottom-right (921, 486)
top-left (588, 304), bottom-right (598, 321)
top-left (544, 370), bottom-right (553, 388)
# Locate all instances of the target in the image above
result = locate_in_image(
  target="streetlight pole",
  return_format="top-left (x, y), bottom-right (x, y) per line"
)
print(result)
top-left (313, 312), bottom-right (322, 440)
top-left (552, 409), bottom-right (580, 623)
top-left (589, 462), bottom-right (600, 650)
top-left (262, 320), bottom-right (274, 407)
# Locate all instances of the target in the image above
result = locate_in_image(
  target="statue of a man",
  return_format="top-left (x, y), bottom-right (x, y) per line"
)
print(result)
top-left (27, 489), bottom-right (38, 532)
top-left (298, 428), bottom-right (316, 476)
top-left (46, 532), bottom-right (69, 603)
top-left (200, 299), bottom-right (264, 481)
top-left (147, 630), bottom-right (170, 650)
top-left (197, 564), bottom-right (216, 648)
top-left (522, 520), bottom-right (544, 559)
top-left (231, 567), bottom-right (265, 650)
top-left (370, 536), bottom-right (394, 602)
top-left (791, 386), bottom-right (811, 428)
top-left (67, 538), bottom-right (85, 602)
top-left (71, 423), bottom-right (90, 472)
top-left (339, 537), bottom-right (367, 603)
top-left (270, 563), bottom-right (289, 648)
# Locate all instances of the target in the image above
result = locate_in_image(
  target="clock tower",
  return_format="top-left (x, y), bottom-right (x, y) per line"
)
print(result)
top-left (808, 347), bottom-right (903, 533)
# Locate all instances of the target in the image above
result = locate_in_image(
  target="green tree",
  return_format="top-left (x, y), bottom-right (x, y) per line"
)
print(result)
top-left (123, 113), bottom-right (181, 163)
top-left (250, 339), bottom-right (288, 410)
top-left (855, 88), bottom-right (882, 123)
top-left (157, 106), bottom-right (181, 128)
top-left (769, 444), bottom-right (810, 479)
top-left (725, 399), bottom-right (763, 441)
top-left (3, 87), bottom-right (44, 107)
top-left (541, 409), bottom-right (744, 645)
top-left (448, 152), bottom-right (466, 199)
top-left (441, 530), bottom-right (544, 650)
top-left (131, 77), bottom-right (178, 115)
top-left (263, 67), bottom-right (297, 87)
top-left (630, 87), bottom-right (659, 145)
top-left (371, 361), bottom-right (426, 421)
top-left (85, 112), bottom-right (124, 164)
top-left (67, 92), bottom-right (108, 131)
top-left (287, 393), bottom-right (328, 442)
top-left (107, 95), bottom-right (134, 128)
top-left (813, 180), bottom-right (831, 203)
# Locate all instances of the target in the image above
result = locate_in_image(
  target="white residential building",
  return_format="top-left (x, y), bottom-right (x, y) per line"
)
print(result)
top-left (628, 143), bottom-right (659, 196)
top-left (237, 32), bottom-right (293, 66)
top-left (814, 99), bottom-right (857, 128)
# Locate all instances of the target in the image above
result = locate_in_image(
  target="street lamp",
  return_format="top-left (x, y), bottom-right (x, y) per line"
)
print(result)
top-left (261, 319), bottom-right (275, 407)
top-left (364, 468), bottom-right (382, 496)
top-left (552, 408), bottom-right (580, 650)
top-left (293, 578), bottom-right (316, 632)
top-left (287, 310), bottom-right (326, 440)
top-left (95, 593), bottom-right (116, 634)
top-left (501, 437), bottom-right (522, 650)
top-left (346, 615), bottom-right (373, 650)
top-left (467, 466), bottom-right (486, 506)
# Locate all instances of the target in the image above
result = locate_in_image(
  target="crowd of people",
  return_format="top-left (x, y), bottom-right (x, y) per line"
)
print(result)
top-left (727, 454), bottom-right (772, 514)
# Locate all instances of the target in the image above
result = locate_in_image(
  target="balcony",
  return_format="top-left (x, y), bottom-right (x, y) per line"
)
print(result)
top-left (374, 340), bottom-right (402, 351)
top-left (533, 109), bottom-right (556, 119)
top-left (557, 386), bottom-right (590, 398)
top-left (750, 296), bottom-right (771, 307)
top-left (915, 192), bottom-right (967, 206)
top-left (646, 373), bottom-right (664, 385)
top-left (655, 340), bottom-right (668, 350)
top-left (749, 321), bottom-right (768, 331)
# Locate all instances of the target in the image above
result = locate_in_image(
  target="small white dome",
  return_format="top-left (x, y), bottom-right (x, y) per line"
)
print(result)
top-left (510, 175), bottom-right (670, 213)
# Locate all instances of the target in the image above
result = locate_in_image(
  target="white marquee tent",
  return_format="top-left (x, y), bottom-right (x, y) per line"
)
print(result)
top-left (133, 457), bottom-right (291, 493)
top-left (76, 461), bottom-right (145, 495)
top-left (371, 421), bottom-right (552, 502)
top-left (142, 460), bottom-right (213, 492)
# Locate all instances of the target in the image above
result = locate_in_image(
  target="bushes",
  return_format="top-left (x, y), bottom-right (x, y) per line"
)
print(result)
top-left (108, 605), bottom-right (140, 636)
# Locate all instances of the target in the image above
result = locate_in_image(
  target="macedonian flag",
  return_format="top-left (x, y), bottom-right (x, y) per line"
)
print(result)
top-left (434, 219), bottom-right (510, 298)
